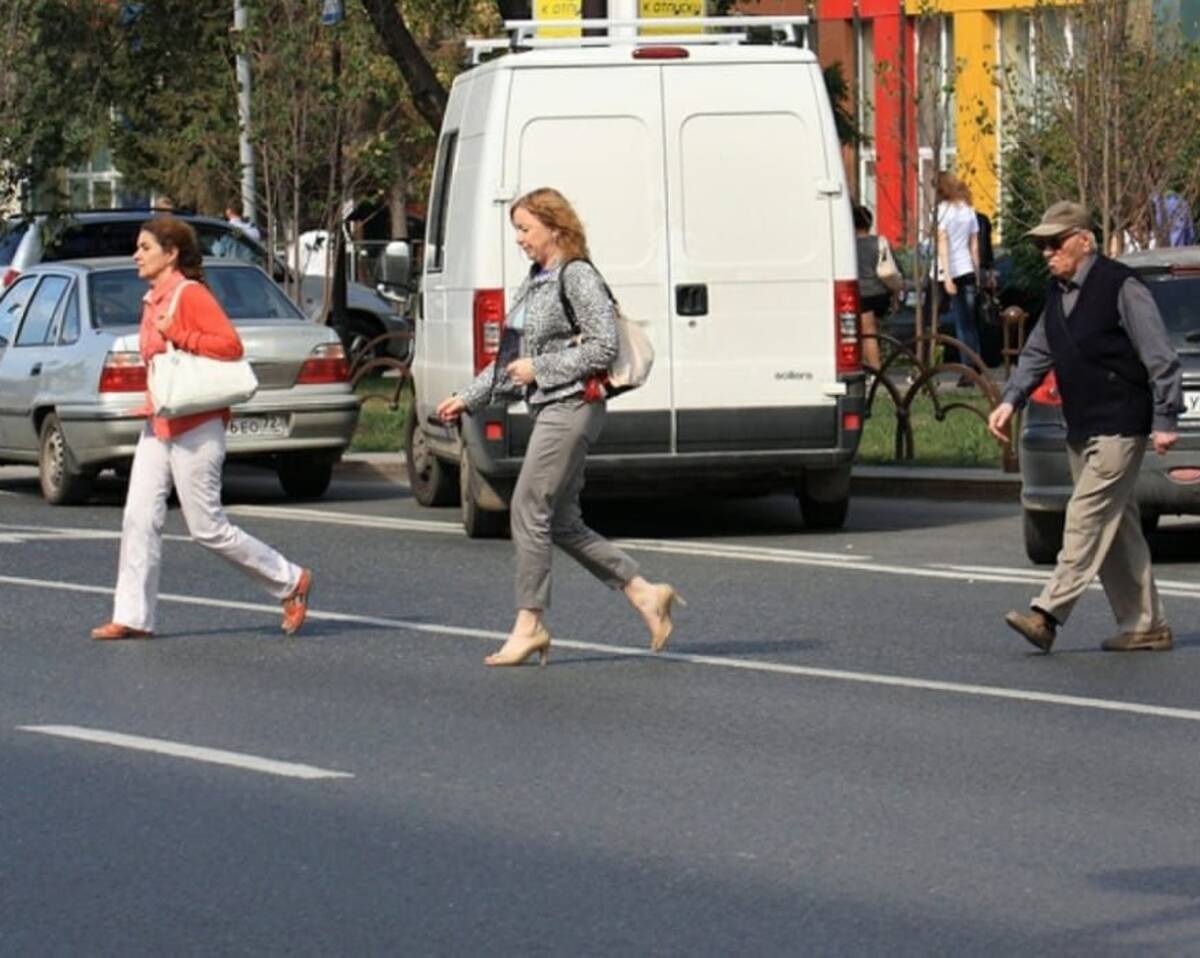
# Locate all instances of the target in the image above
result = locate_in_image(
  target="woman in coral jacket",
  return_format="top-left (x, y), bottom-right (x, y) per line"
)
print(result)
top-left (91, 216), bottom-right (312, 640)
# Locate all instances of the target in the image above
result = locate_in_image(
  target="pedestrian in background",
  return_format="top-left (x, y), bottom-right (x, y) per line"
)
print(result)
top-left (853, 204), bottom-right (898, 371)
top-left (225, 205), bottom-right (262, 244)
top-left (987, 201), bottom-right (1183, 653)
top-left (436, 187), bottom-right (684, 668)
top-left (91, 217), bottom-right (312, 640)
top-left (935, 173), bottom-right (982, 381)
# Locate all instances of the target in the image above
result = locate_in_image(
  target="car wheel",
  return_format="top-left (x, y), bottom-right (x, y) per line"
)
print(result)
top-left (797, 466), bottom-right (850, 530)
top-left (277, 455), bottom-right (334, 499)
top-left (459, 448), bottom-right (509, 539)
top-left (38, 413), bottom-right (93, 505)
top-left (1023, 508), bottom-right (1064, 565)
top-left (405, 401), bottom-right (457, 507)
top-left (337, 312), bottom-right (386, 363)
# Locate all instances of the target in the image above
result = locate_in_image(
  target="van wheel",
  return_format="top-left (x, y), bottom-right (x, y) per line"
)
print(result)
top-left (798, 490), bottom-right (849, 530)
top-left (1023, 508), bottom-right (1064, 565)
top-left (797, 466), bottom-right (850, 530)
top-left (459, 449), bottom-right (510, 539)
top-left (405, 401), bottom-right (457, 506)
top-left (277, 455), bottom-right (334, 499)
top-left (39, 414), bottom-right (93, 505)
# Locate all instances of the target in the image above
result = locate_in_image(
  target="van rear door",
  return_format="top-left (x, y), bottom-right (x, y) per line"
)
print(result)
top-left (505, 64), bottom-right (671, 454)
top-left (662, 62), bottom-right (840, 452)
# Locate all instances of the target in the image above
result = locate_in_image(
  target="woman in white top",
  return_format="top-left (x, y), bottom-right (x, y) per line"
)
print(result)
top-left (935, 172), bottom-right (982, 376)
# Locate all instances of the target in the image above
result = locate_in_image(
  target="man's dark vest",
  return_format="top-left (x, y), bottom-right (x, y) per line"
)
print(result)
top-left (1043, 255), bottom-right (1151, 443)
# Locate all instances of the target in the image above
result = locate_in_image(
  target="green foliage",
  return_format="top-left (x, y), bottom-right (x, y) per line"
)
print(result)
top-left (105, 1), bottom-right (241, 211)
top-left (823, 62), bottom-right (864, 148)
top-left (993, 2), bottom-right (1200, 261)
top-left (0, 0), bottom-right (118, 208)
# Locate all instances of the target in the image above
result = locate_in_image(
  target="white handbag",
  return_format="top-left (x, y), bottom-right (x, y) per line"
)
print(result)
top-left (604, 304), bottom-right (654, 396)
top-left (558, 261), bottom-right (655, 398)
top-left (147, 281), bottom-right (259, 417)
top-left (875, 235), bottom-right (904, 293)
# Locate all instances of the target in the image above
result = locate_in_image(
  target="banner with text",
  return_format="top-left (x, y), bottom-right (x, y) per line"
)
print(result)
top-left (535, 0), bottom-right (582, 37)
top-left (639, 0), bottom-right (705, 34)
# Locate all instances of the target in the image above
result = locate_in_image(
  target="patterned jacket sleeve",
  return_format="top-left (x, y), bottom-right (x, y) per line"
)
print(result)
top-left (531, 262), bottom-right (618, 390)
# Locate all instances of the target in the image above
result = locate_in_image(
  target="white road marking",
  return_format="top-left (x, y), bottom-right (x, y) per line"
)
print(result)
top-left (4, 572), bottom-right (1200, 726)
top-left (225, 504), bottom-right (874, 564)
top-left (17, 724), bottom-right (352, 779)
top-left (0, 523), bottom-right (190, 544)
top-left (225, 505), bottom-right (467, 536)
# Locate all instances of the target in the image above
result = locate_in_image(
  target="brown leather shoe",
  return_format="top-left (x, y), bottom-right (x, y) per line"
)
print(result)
top-left (91, 622), bottom-right (153, 641)
top-left (1101, 626), bottom-right (1173, 652)
top-left (1005, 609), bottom-right (1056, 652)
top-left (281, 568), bottom-right (312, 635)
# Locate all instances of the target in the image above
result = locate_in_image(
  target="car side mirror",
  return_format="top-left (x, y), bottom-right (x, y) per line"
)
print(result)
top-left (379, 241), bottom-right (412, 289)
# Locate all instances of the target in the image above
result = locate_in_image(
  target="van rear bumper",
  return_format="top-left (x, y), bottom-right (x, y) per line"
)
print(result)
top-left (436, 385), bottom-right (865, 493)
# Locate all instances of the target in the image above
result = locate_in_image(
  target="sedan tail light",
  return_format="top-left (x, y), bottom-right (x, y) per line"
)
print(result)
top-left (297, 343), bottom-right (350, 384)
top-left (2, 267), bottom-right (19, 288)
top-left (98, 351), bottom-right (147, 392)
top-left (1030, 370), bottom-right (1061, 406)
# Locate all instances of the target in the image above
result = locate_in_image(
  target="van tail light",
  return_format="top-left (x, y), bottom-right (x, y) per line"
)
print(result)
top-left (473, 289), bottom-right (505, 374)
top-left (1030, 370), bottom-right (1061, 406)
top-left (98, 351), bottom-right (147, 392)
top-left (834, 280), bottom-right (861, 374)
top-left (297, 342), bottom-right (350, 384)
top-left (2, 267), bottom-right (18, 288)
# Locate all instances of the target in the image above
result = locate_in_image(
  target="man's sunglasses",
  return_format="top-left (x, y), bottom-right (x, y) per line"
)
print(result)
top-left (1033, 230), bottom-right (1078, 252)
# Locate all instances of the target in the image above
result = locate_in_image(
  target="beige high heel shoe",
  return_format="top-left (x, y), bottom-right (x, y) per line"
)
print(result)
top-left (485, 625), bottom-right (551, 667)
top-left (650, 585), bottom-right (687, 652)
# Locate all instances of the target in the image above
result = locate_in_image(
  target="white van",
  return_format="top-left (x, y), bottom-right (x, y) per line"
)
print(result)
top-left (403, 16), bottom-right (865, 537)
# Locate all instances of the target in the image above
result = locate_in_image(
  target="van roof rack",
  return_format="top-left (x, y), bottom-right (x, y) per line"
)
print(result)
top-left (466, 15), bottom-right (809, 65)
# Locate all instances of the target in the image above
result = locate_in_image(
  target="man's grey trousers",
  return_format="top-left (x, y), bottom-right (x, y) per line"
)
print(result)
top-left (511, 398), bottom-right (640, 610)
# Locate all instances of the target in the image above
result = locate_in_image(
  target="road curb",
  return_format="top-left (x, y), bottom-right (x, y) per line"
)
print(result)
top-left (851, 465), bottom-right (1021, 503)
top-left (335, 455), bottom-right (1021, 502)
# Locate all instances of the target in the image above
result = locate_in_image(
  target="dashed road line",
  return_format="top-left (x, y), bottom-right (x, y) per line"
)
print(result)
top-left (4, 572), bottom-right (1200, 726)
top-left (17, 725), bottom-right (352, 779)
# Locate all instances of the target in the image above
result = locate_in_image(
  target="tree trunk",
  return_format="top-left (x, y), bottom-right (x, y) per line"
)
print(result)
top-left (357, 0), bottom-right (448, 134)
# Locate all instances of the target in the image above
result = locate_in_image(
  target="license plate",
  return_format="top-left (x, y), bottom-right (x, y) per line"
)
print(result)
top-left (1184, 392), bottom-right (1200, 420)
top-left (227, 414), bottom-right (288, 438)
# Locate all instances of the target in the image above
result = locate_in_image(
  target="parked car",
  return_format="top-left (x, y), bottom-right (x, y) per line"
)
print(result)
top-left (0, 210), bottom-right (412, 362)
top-left (1018, 246), bottom-right (1200, 563)
top-left (0, 259), bottom-right (360, 504)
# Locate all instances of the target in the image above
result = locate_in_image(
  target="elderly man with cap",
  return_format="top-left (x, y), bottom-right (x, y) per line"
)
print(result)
top-left (987, 200), bottom-right (1184, 653)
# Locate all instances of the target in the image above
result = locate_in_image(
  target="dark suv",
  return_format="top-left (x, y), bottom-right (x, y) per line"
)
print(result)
top-left (0, 210), bottom-right (410, 360)
top-left (1019, 247), bottom-right (1200, 562)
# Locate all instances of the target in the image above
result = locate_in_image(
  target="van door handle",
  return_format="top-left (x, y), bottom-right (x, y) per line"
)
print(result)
top-left (676, 284), bottom-right (708, 317)
top-left (29, 363), bottom-right (41, 376)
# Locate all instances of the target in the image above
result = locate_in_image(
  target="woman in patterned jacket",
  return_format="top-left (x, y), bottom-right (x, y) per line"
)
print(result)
top-left (436, 188), bottom-right (684, 667)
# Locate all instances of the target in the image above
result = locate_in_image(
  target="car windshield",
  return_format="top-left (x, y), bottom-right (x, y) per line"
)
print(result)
top-left (88, 266), bottom-right (304, 328)
top-left (1142, 273), bottom-right (1200, 347)
top-left (0, 221), bottom-right (28, 266)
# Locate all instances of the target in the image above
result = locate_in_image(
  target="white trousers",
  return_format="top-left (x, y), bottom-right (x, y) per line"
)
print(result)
top-left (112, 419), bottom-right (301, 631)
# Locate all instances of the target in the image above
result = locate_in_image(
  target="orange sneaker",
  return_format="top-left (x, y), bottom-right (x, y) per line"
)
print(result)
top-left (281, 568), bottom-right (312, 635)
top-left (91, 622), bottom-right (153, 641)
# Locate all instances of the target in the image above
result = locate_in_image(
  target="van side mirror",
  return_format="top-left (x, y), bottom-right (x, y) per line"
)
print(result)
top-left (380, 241), bottom-right (412, 288)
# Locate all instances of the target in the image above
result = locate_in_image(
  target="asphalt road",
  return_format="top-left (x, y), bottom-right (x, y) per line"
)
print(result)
top-left (5, 466), bottom-right (1200, 955)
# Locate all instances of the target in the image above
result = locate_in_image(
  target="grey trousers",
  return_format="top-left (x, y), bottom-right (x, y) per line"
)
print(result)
top-left (1034, 435), bottom-right (1166, 633)
top-left (511, 397), bottom-right (640, 610)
